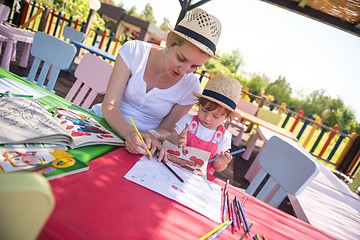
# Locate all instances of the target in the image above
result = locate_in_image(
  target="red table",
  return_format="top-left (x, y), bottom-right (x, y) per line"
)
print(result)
top-left (37, 147), bottom-right (338, 240)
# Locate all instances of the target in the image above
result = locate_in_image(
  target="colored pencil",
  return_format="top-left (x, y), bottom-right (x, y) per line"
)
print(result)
top-left (262, 234), bottom-right (268, 240)
top-left (232, 199), bottom-right (238, 231)
top-left (129, 117), bottom-right (151, 155)
top-left (241, 196), bottom-right (248, 206)
top-left (224, 179), bottom-right (229, 195)
top-left (209, 148), bottom-right (245, 162)
top-left (0, 93), bottom-right (33, 97)
top-left (208, 220), bottom-right (233, 240)
top-left (237, 199), bottom-right (250, 233)
top-left (240, 223), bottom-right (254, 240)
top-left (161, 160), bottom-right (184, 183)
top-left (256, 233), bottom-right (260, 240)
top-left (222, 193), bottom-right (227, 222)
top-left (198, 221), bottom-right (228, 240)
top-left (235, 197), bottom-right (243, 227)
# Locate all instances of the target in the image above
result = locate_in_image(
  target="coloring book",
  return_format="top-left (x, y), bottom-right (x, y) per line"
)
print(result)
top-left (162, 140), bottom-right (211, 177)
top-left (124, 156), bottom-right (222, 223)
top-left (0, 97), bottom-right (124, 149)
top-left (0, 150), bottom-right (89, 180)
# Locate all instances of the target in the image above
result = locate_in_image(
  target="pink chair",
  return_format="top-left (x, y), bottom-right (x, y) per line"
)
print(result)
top-left (225, 98), bottom-right (258, 146)
top-left (65, 53), bottom-right (113, 109)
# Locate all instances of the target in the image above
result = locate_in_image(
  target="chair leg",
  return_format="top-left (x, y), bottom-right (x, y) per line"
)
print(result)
top-left (233, 127), bottom-right (245, 146)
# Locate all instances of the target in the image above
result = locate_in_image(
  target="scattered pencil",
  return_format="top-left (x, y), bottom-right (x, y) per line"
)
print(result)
top-left (161, 160), bottom-right (184, 183)
top-left (237, 198), bottom-right (250, 234)
top-left (256, 233), bottom-right (260, 240)
top-left (235, 197), bottom-right (243, 227)
top-left (198, 221), bottom-right (228, 240)
top-left (262, 234), bottom-right (268, 240)
top-left (241, 196), bottom-right (248, 206)
top-left (207, 220), bottom-right (233, 240)
top-left (224, 179), bottom-right (229, 195)
top-left (240, 222), bottom-right (254, 240)
top-left (222, 193), bottom-right (228, 222)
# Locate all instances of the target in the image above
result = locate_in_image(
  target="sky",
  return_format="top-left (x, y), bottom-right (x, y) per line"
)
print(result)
top-left (116, 0), bottom-right (360, 121)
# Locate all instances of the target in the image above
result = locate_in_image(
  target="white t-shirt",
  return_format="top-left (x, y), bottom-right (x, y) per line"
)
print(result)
top-left (92, 40), bottom-right (201, 132)
top-left (175, 114), bottom-right (232, 154)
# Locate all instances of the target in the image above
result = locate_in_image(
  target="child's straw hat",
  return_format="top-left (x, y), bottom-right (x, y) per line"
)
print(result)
top-left (193, 73), bottom-right (242, 118)
top-left (166, 8), bottom-right (221, 59)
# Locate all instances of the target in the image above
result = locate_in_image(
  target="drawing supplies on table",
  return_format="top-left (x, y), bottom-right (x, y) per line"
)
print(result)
top-left (235, 196), bottom-right (243, 227)
top-left (209, 148), bottom-right (245, 162)
top-left (198, 221), bottom-right (228, 240)
top-left (1, 150), bottom-right (89, 180)
top-left (161, 160), bottom-right (184, 183)
top-left (237, 198), bottom-right (251, 233)
top-left (207, 220), bottom-right (233, 240)
top-left (240, 223), bottom-right (254, 240)
top-left (129, 117), bottom-right (151, 156)
top-left (224, 178), bottom-right (230, 195)
top-left (223, 193), bottom-right (228, 222)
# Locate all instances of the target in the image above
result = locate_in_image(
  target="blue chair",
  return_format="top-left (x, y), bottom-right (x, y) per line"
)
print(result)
top-left (26, 31), bottom-right (77, 93)
top-left (62, 26), bottom-right (85, 72)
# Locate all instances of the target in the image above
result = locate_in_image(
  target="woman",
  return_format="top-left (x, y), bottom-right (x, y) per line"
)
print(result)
top-left (91, 8), bottom-right (222, 160)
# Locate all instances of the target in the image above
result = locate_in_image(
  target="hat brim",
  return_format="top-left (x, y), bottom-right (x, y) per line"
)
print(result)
top-left (193, 91), bottom-right (241, 118)
top-left (166, 24), bottom-right (221, 60)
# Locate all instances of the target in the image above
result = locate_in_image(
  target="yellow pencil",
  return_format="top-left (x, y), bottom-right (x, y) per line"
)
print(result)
top-left (198, 221), bottom-right (228, 240)
top-left (129, 117), bottom-right (151, 155)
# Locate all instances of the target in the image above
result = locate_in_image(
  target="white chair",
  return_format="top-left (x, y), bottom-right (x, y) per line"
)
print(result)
top-left (26, 31), bottom-right (77, 93)
top-left (244, 136), bottom-right (320, 208)
top-left (225, 98), bottom-right (259, 146)
top-left (0, 173), bottom-right (55, 240)
top-left (65, 52), bottom-right (113, 109)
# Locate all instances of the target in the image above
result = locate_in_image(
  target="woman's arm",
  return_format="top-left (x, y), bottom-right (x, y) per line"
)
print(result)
top-left (102, 54), bottom-right (150, 155)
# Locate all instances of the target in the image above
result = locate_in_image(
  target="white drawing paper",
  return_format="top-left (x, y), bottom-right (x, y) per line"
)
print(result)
top-left (124, 156), bottom-right (222, 223)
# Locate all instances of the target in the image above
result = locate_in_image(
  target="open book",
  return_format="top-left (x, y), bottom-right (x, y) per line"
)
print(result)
top-left (0, 97), bottom-right (124, 149)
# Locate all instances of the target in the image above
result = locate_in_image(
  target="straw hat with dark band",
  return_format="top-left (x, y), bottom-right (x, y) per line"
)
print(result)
top-left (166, 8), bottom-right (222, 59)
top-left (193, 73), bottom-right (242, 118)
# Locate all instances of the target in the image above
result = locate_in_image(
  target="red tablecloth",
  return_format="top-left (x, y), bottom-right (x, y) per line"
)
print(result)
top-left (38, 147), bottom-right (338, 240)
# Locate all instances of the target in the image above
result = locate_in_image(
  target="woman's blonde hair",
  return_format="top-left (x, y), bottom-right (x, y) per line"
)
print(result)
top-left (166, 32), bottom-right (207, 55)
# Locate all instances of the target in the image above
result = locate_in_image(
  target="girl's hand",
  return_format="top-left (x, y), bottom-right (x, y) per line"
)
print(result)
top-left (143, 131), bottom-right (168, 162)
top-left (178, 124), bottom-right (189, 154)
top-left (216, 150), bottom-right (232, 165)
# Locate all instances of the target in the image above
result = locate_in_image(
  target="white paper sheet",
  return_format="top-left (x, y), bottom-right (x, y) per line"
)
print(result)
top-left (0, 78), bottom-right (49, 99)
top-left (124, 156), bottom-right (222, 223)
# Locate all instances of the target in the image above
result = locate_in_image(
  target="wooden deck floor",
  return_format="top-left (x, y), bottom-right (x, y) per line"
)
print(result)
top-left (1, 41), bottom-right (298, 216)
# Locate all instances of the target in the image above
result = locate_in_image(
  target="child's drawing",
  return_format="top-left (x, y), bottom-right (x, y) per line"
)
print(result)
top-left (124, 156), bottom-right (222, 223)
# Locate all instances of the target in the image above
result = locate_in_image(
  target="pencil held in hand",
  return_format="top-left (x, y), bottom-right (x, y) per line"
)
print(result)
top-left (129, 117), bottom-right (151, 155)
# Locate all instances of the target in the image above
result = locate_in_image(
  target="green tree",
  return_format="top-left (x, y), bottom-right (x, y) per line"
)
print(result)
top-left (139, 4), bottom-right (156, 25)
top-left (246, 75), bottom-right (265, 98)
top-left (265, 76), bottom-right (292, 104)
top-left (160, 17), bottom-right (170, 32)
top-left (220, 49), bottom-right (243, 74)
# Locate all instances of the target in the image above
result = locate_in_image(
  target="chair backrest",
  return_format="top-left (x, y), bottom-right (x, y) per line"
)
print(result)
top-left (62, 26), bottom-right (85, 43)
top-left (27, 31), bottom-right (77, 93)
top-left (0, 173), bottom-right (55, 240)
top-left (237, 98), bottom-right (259, 115)
top-left (256, 108), bottom-right (282, 125)
top-left (0, 4), bottom-right (10, 24)
top-left (65, 53), bottom-right (113, 109)
top-left (246, 136), bottom-right (320, 208)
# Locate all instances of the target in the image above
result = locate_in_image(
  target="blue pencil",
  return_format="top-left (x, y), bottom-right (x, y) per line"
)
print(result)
top-left (237, 199), bottom-right (250, 233)
top-left (207, 220), bottom-right (233, 240)
top-left (222, 193), bottom-right (228, 222)
top-left (209, 148), bottom-right (245, 162)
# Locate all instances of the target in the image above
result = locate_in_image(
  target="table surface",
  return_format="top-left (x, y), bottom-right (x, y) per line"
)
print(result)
top-left (0, 24), bottom-right (34, 42)
top-left (37, 147), bottom-right (338, 240)
top-left (71, 40), bottom-right (116, 62)
top-left (236, 108), bottom-right (297, 141)
top-left (289, 163), bottom-right (360, 239)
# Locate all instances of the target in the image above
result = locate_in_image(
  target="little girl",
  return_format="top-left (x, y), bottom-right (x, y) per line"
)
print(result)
top-left (167, 73), bottom-right (242, 175)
